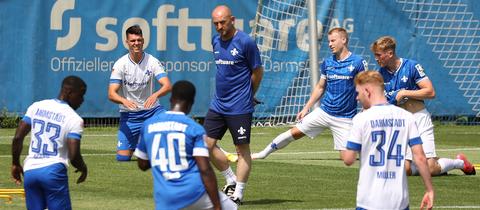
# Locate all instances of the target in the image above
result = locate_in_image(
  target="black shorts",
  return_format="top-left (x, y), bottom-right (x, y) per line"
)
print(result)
top-left (203, 109), bottom-right (252, 145)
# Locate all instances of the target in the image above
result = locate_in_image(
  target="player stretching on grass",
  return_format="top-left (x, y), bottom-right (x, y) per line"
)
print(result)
top-left (12, 76), bottom-right (88, 210)
top-left (135, 81), bottom-right (237, 210)
top-left (344, 70), bottom-right (434, 210)
top-left (108, 25), bottom-right (172, 162)
top-left (370, 36), bottom-right (475, 176)
top-left (204, 5), bottom-right (264, 204)
top-left (252, 27), bottom-right (367, 160)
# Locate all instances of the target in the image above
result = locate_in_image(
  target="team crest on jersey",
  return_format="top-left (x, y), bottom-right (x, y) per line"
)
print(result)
top-left (145, 70), bottom-right (152, 76)
top-left (401, 75), bottom-right (408, 83)
top-left (347, 64), bottom-right (354, 72)
top-left (415, 64), bottom-right (426, 77)
top-left (230, 48), bottom-right (239, 56)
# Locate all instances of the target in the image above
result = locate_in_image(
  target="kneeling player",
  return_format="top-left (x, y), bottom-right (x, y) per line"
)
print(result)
top-left (134, 81), bottom-right (237, 210)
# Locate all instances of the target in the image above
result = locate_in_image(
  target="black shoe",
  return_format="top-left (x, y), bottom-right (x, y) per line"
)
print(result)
top-left (222, 184), bottom-right (236, 197)
top-left (229, 196), bottom-right (242, 205)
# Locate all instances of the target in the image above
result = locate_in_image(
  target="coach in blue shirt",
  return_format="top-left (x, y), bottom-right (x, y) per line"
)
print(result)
top-left (203, 5), bottom-right (264, 205)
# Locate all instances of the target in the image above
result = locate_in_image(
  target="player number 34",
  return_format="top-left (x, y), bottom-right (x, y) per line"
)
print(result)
top-left (369, 130), bottom-right (404, 167)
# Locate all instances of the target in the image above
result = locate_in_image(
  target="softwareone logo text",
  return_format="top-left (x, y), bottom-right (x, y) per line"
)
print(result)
top-left (50, 0), bottom-right (355, 52)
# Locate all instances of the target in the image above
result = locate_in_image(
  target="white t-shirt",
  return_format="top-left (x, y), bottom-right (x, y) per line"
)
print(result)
top-left (346, 104), bottom-right (422, 210)
top-left (22, 99), bottom-right (83, 171)
top-left (110, 52), bottom-right (167, 112)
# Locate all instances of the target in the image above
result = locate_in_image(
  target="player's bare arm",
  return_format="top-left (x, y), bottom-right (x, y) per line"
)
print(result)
top-left (68, 139), bottom-right (88, 184)
top-left (342, 150), bottom-right (357, 166)
top-left (398, 79), bottom-right (435, 113)
top-left (297, 78), bottom-right (326, 121)
top-left (411, 144), bottom-right (434, 210)
top-left (196, 156), bottom-right (222, 210)
top-left (396, 78), bottom-right (435, 101)
top-left (144, 77), bottom-right (172, 109)
top-left (251, 66), bottom-right (264, 95)
top-left (108, 83), bottom-right (138, 110)
top-left (11, 120), bottom-right (31, 185)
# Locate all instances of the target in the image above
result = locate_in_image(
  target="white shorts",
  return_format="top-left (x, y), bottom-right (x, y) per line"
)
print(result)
top-left (296, 108), bottom-right (352, 150)
top-left (406, 108), bottom-right (437, 160)
top-left (182, 191), bottom-right (237, 210)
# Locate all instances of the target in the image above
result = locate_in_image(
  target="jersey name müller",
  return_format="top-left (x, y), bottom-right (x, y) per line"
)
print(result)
top-left (346, 104), bottom-right (422, 209)
top-left (320, 53), bottom-right (367, 118)
top-left (110, 52), bottom-right (167, 112)
top-left (134, 111), bottom-right (209, 209)
top-left (22, 99), bottom-right (83, 171)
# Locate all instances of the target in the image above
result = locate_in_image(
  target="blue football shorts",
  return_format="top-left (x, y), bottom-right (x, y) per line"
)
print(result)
top-left (203, 109), bottom-right (252, 145)
top-left (24, 163), bottom-right (71, 210)
top-left (117, 105), bottom-right (165, 151)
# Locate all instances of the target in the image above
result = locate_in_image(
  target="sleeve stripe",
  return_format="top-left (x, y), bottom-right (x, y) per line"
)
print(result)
top-left (109, 79), bottom-right (122, 84)
top-left (67, 133), bottom-right (82, 140)
top-left (408, 137), bottom-right (423, 146)
top-left (416, 77), bottom-right (429, 83)
top-left (134, 149), bottom-right (148, 160)
top-left (22, 116), bottom-right (31, 125)
top-left (193, 148), bottom-right (209, 157)
top-left (347, 141), bottom-right (362, 151)
top-left (155, 73), bottom-right (167, 80)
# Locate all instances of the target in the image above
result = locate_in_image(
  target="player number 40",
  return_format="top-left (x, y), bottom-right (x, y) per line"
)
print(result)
top-left (151, 133), bottom-right (189, 180)
top-left (369, 130), bottom-right (404, 167)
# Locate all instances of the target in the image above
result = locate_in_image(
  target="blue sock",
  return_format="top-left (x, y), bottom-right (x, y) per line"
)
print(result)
top-left (116, 154), bottom-right (131, 161)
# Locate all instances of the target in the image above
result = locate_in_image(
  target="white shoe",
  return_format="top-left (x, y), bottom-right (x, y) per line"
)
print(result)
top-left (251, 152), bottom-right (266, 160)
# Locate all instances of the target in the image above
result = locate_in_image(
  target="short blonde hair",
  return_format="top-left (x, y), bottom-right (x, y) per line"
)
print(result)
top-left (354, 70), bottom-right (384, 89)
top-left (371, 36), bottom-right (396, 53)
top-left (328, 27), bottom-right (349, 44)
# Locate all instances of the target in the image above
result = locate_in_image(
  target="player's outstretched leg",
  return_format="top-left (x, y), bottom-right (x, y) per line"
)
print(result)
top-left (252, 128), bottom-right (302, 159)
top-left (456, 153), bottom-right (476, 175)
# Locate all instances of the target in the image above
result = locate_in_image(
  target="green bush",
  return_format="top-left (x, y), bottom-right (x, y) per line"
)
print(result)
top-left (0, 107), bottom-right (19, 128)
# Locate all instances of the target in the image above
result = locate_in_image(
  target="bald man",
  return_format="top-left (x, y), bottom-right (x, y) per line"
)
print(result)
top-left (203, 5), bottom-right (264, 204)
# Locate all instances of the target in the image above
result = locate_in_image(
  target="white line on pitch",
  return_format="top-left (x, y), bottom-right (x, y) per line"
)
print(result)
top-left (1, 147), bottom-right (479, 158)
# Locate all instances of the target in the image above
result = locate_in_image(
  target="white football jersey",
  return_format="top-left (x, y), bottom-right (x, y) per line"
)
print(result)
top-left (22, 99), bottom-right (84, 171)
top-left (110, 52), bottom-right (168, 112)
top-left (346, 104), bottom-right (422, 210)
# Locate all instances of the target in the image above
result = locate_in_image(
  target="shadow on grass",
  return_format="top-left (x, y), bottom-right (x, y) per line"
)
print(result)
top-left (243, 198), bottom-right (302, 205)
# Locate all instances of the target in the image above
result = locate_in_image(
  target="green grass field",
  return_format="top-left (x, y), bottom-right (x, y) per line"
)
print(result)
top-left (0, 125), bottom-right (479, 209)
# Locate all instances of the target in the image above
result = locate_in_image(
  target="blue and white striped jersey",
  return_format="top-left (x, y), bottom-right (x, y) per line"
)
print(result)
top-left (378, 58), bottom-right (429, 104)
top-left (320, 53), bottom-right (367, 118)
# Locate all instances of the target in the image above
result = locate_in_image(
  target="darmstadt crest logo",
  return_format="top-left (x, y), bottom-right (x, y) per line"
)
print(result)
top-left (230, 48), bottom-right (239, 56)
